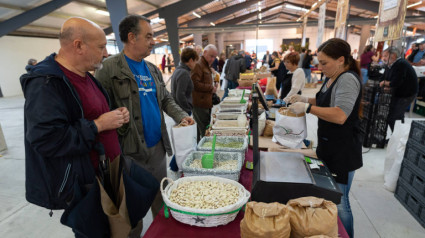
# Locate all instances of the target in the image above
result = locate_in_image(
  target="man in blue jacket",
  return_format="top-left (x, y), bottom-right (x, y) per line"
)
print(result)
top-left (20, 17), bottom-right (130, 236)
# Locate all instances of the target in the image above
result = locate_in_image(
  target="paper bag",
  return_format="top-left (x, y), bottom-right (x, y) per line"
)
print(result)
top-left (265, 77), bottom-right (278, 98)
top-left (171, 123), bottom-right (197, 171)
top-left (240, 202), bottom-right (291, 238)
top-left (273, 108), bottom-right (307, 148)
top-left (287, 197), bottom-right (338, 238)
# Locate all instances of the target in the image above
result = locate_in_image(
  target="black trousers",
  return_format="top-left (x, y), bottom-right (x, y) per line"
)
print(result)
top-left (387, 95), bottom-right (416, 131)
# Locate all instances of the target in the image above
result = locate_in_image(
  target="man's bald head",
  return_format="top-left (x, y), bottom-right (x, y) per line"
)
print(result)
top-left (59, 17), bottom-right (104, 46)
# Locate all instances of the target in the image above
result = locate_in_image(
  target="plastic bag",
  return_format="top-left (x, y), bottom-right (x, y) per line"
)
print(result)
top-left (240, 202), bottom-right (291, 238)
top-left (273, 108), bottom-right (307, 148)
top-left (383, 121), bottom-right (412, 192)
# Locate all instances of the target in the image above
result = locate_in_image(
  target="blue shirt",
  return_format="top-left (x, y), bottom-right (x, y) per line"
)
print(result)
top-left (125, 55), bottom-right (162, 147)
top-left (413, 50), bottom-right (425, 63)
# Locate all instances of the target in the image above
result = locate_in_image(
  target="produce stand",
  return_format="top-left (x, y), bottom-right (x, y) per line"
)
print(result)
top-left (143, 148), bottom-right (349, 238)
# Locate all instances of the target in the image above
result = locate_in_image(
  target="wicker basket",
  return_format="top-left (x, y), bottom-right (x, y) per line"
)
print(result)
top-left (197, 136), bottom-right (248, 158)
top-left (161, 176), bottom-right (250, 227)
top-left (182, 151), bottom-right (243, 181)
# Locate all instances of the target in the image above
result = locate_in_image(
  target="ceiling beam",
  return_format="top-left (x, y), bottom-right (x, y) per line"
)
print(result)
top-left (137, 0), bottom-right (159, 9)
top-left (0, 0), bottom-right (72, 38)
top-left (217, 2), bottom-right (282, 26)
top-left (74, 0), bottom-right (107, 11)
top-left (187, 0), bottom-right (257, 26)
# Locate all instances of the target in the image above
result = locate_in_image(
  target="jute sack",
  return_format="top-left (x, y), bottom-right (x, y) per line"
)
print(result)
top-left (287, 197), bottom-right (338, 238)
top-left (240, 202), bottom-right (291, 238)
top-left (265, 77), bottom-right (278, 98)
top-left (263, 120), bottom-right (275, 137)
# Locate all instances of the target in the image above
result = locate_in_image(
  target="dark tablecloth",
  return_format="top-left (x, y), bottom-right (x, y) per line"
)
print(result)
top-left (144, 149), bottom-right (349, 238)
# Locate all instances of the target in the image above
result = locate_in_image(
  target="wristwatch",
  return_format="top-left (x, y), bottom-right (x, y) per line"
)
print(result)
top-left (306, 103), bottom-right (312, 113)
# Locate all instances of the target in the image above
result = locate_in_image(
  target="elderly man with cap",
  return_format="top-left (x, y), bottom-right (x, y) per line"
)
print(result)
top-left (408, 41), bottom-right (425, 66)
top-left (20, 17), bottom-right (130, 236)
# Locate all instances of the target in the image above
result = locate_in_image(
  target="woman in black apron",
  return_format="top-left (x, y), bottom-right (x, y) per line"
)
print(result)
top-left (275, 52), bottom-right (305, 106)
top-left (269, 51), bottom-right (286, 91)
top-left (288, 38), bottom-right (363, 238)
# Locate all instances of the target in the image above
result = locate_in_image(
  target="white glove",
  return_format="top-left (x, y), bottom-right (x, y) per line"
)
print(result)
top-left (288, 94), bottom-right (309, 104)
top-left (289, 102), bottom-right (308, 114)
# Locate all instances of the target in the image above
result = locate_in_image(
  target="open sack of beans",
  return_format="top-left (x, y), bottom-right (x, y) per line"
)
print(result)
top-left (240, 201), bottom-right (291, 238)
top-left (287, 197), bottom-right (338, 238)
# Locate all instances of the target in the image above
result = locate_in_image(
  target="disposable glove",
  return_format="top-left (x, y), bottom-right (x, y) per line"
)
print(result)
top-left (288, 94), bottom-right (309, 104)
top-left (289, 102), bottom-right (308, 114)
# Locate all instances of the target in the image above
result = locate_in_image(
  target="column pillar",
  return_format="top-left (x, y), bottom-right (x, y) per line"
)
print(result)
top-left (217, 33), bottom-right (225, 54)
top-left (208, 33), bottom-right (216, 46)
top-left (359, 25), bottom-right (371, 55)
top-left (194, 33), bottom-right (203, 47)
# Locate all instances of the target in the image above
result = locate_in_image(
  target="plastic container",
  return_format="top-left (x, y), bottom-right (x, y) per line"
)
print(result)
top-left (409, 120), bottom-right (425, 146)
top-left (212, 119), bottom-right (249, 130)
top-left (182, 151), bottom-right (243, 181)
top-left (197, 136), bottom-right (248, 159)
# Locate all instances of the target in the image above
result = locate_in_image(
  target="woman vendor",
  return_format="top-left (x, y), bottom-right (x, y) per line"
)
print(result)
top-left (275, 52), bottom-right (305, 106)
top-left (288, 38), bottom-right (363, 238)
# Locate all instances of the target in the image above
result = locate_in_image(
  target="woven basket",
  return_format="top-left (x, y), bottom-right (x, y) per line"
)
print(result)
top-left (161, 176), bottom-right (250, 227)
top-left (182, 151), bottom-right (243, 181)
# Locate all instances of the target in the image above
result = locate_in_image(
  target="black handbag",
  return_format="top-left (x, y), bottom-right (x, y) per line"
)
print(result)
top-left (212, 93), bottom-right (221, 105)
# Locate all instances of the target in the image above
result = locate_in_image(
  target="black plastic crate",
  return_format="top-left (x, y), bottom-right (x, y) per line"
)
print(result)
top-left (404, 140), bottom-right (425, 167)
top-left (409, 121), bottom-right (425, 146)
top-left (413, 175), bottom-right (425, 197)
top-left (419, 155), bottom-right (425, 174)
top-left (395, 178), bottom-right (425, 228)
top-left (400, 165), bottom-right (415, 184)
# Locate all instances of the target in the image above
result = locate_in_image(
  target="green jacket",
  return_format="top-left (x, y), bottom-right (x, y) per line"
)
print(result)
top-left (95, 51), bottom-right (188, 161)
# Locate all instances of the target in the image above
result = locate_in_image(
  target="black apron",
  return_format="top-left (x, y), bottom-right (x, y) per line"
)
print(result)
top-left (315, 71), bottom-right (363, 184)
top-left (279, 71), bottom-right (301, 100)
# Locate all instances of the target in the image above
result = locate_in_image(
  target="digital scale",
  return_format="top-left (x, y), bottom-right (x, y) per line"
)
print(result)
top-left (250, 152), bottom-right (342, 204)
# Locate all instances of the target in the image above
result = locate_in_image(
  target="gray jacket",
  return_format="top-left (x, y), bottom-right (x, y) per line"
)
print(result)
top-left (224, 54), bottom-right (246, 82)
top-left (171, 62), bottom-right (193, 114)
top-left (95, 51), bottom-right (188, 161)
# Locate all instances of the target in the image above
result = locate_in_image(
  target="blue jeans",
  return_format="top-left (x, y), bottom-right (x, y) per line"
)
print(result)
top-left (361, 68), bottom-right (368, 84)
top-left (303, 68), bottom-right (311, 83)
top-left (337, 171), bottom-right (355, 238)
top-left (222, 80), bottom-right (239, 100)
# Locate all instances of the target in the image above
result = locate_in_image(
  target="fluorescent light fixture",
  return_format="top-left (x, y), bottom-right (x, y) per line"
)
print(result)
top-left (297, 18), bottom-right (301, 22)
top-left (259, 7), bottom-right (261, 12)
top-left (259, 13), bottom-right (262, 19)
top-left (407, 1), bottom-right (422, 8)
top-left (260, 21), bottom-right (262, 24)
top-left (150, 17), bottom-right (163, 24)
top-left (312, 3), bottom-right (317, 8)
top-left (193, 11), bottom-right (201, 18)
top-left (180, 41), bottom-right (185, 43)
top-left (285, 4), bottom-right (308, 12)
top-left (210, 22), bottom-right (215, 26)
top-left (258, 1), bottom-right (261, 6)
top-left (160, 38), bottom-right (168, 42)
top-left (96, 9), bottom-right (110, 16)
top-left (374, 15), bottom-right (378, 18)
top-left (416, 38), bottom-right (424, 43)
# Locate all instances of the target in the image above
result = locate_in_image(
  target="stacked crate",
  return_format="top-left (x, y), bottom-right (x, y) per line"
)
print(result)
top-left (395, 121), bottom-right (425, 228)
top-left (362, 81), bottom-right (392, 148)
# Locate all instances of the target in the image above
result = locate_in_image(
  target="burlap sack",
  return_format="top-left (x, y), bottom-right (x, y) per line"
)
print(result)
top-left (265, 77), bottom-right (278, 98)
top-left (263, 120), bottom-right (275, 137)
top-left (287, 197), bottom-right (338, 238)
top-left (240, 202), bottom-right (291, 238)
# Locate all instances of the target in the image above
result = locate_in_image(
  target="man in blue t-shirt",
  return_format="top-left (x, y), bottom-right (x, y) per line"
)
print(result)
top-left (96, 15), bottom-right (194, 228)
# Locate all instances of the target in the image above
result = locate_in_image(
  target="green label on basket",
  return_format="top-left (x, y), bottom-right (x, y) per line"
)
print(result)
top-left (164, 203), bottom-right (169, 218)
top-left (168, 206), bottom-right (243, 217)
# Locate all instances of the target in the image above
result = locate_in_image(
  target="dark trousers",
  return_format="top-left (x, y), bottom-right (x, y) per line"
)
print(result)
top-left (387, 95), bottom-right (416, 131)
top-left (193, 106), bottom-right (211, 142)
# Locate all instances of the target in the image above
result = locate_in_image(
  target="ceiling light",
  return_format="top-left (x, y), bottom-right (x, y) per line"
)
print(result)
top-left (210, 22), bottom-right (215, 26)
top-left (258, 1), bottom-right (261, 6)
top-left (297, 18), bottom-right (301, 22)
top-left (374, 15), bottom-right (378, 18)
top-left (259, 7), bottom-right (261, 12)
top-left (312, 3), bottom-right (317, 8)
top-left (260, 21), bottom-right (262, 24)
top-left (180, 41), bottom-right (185, 43)
top-left (407, 1), bottom-right (422, 8)
top-left (270, 6), bottom-right (282, 11)
top-left (96, 9), bottom-right (110, 16)
top-left (259, 13), bottom-right (262, 19)
top-left (285, 4), bottom-right (308, 12)
top-left (150, 17), bottom-right (164, 24)
top-left (193, 11), bottom-right (201, 18)
top-left (160, 38), bottom-right (168, 42)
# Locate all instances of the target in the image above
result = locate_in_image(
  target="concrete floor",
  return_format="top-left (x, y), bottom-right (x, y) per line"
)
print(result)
top-left (1, 77), bottom-right (425, 237)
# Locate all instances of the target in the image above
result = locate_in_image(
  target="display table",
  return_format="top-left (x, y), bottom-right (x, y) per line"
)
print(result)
top-left (144, 149), bottom-right (349, 238)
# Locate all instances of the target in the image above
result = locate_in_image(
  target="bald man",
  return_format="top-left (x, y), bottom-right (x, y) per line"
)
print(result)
top-left (20, 17), bottom-right (129, 236)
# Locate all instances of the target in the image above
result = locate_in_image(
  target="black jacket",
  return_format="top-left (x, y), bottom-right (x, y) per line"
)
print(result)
top-left (224, 54), bottom-right (246, 82)
top-left (384, 58), bottom-right (418, 98)
top-left (20, 53), bottom-right (105, 209)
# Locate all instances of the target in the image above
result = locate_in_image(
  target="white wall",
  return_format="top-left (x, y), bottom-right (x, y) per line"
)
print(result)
top-left (0, 36), bottom-right (60, 97)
